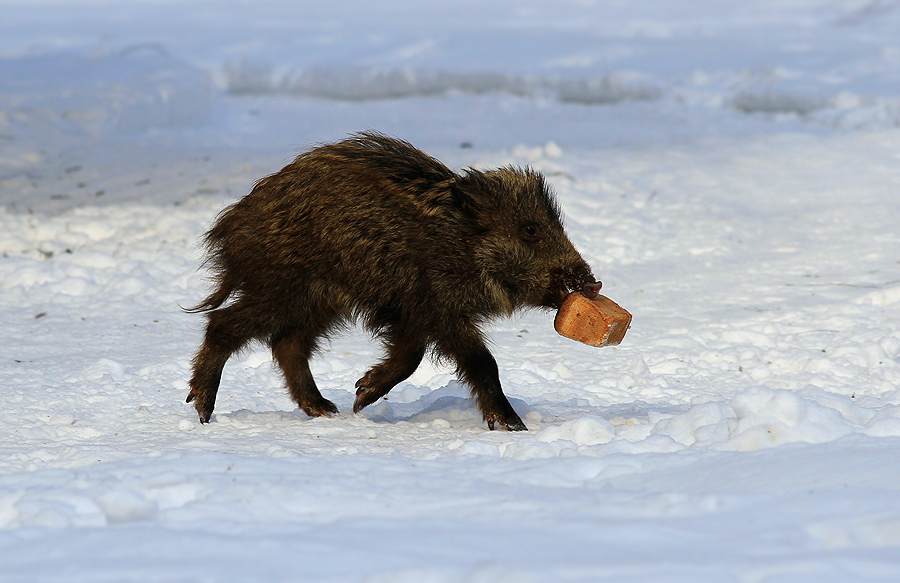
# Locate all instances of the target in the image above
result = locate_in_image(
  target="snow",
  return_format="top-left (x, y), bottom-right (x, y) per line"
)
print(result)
top-left (2, 0), bottom-right (900, 581)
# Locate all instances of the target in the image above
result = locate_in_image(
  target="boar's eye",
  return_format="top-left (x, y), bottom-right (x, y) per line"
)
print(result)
top-left (520, 223), bottom-right (543, 243)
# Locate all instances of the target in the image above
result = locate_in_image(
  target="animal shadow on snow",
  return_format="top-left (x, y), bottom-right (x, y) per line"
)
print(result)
top-left (206, 381), bottom-right (532, 429)
top-left (357, 381), bottom-right (533, 427)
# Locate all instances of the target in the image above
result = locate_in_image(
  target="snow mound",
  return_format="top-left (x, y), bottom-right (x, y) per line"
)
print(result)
top-left (0, 47), bottom-right (212, 134)
top-left (732, 91), bottom-right (829, 116)
top-left (538, 416), bottom-right (617, 446)
top-left (225, 63), bottom-right (663, 105)
top-left (515, 387), bottom-right (900, 460)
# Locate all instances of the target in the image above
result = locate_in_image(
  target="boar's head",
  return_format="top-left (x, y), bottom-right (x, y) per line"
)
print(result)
top-left (457, 167), bottom-right (600, 314)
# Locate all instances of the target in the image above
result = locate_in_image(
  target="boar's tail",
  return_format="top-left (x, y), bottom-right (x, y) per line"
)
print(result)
top-left (183, 283), bottom-right (234, 313)
top-left (184, 203), bottom-right (242, 313)
top-left (183, 248), bottom-right (238, 313)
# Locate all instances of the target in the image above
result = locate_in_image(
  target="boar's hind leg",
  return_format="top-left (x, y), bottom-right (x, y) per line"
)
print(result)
top-left (353, 332), bottom-right (426, 413)
top-left (440, 334), bottom-right (527, 431)
top-left (187, 304), bottom-right (259, 423)
top-left (272, 328), bottom-right (339, 418)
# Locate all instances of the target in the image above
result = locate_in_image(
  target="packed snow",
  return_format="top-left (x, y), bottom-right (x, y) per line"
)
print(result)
top-left (1, 1), bottom-right (900, 581)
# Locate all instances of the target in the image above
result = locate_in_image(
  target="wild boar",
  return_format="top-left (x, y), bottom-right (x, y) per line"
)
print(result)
top-left (187, 132), bottom-right (599, 430)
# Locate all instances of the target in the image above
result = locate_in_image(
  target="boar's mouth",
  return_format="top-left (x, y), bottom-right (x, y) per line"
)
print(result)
top-left (542, 265), bottom-right (602, 309)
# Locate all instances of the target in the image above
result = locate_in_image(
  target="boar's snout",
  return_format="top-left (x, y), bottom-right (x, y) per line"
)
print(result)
top-left (544, 261), bottom-right (601, 308)
top-left (581, 281), bottom-right (602, 300)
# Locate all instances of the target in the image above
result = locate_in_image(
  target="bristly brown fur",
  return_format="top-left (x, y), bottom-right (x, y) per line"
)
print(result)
top-left (186, 131), bottom-right (597, 431)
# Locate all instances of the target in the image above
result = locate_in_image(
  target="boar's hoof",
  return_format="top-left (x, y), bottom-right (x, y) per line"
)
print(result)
top-left (186, 384), bottom-right (214, 423)
top-left (486, 415), bottom-right (528, 432)
top-left (352, 372), bottom-right (385, 413)
top-left (195, 408), bottom-right (212, 424)
top-left (300, 398), bottom-right (339, 418)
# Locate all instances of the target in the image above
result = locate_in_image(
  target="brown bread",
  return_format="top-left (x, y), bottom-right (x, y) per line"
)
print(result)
top-left (554, 293), bottom-right (632, 347)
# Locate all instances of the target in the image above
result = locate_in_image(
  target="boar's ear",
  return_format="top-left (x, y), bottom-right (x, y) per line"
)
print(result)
top-left (448, 169), bottom-right (498, 224)
top-left (413, 171), bottom-right (492, 228)
top-left (410, 178), bottom-right (480, 226)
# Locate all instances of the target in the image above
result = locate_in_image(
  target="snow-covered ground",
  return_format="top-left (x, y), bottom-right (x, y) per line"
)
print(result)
top-left (2, 1), bottom-right (900, 581)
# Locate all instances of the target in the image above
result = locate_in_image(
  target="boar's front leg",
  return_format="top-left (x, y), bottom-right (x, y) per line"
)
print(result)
top-left (353, 330), bottom-right (426, 413)
top-left (440, 332), bottom-right (527, 431)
